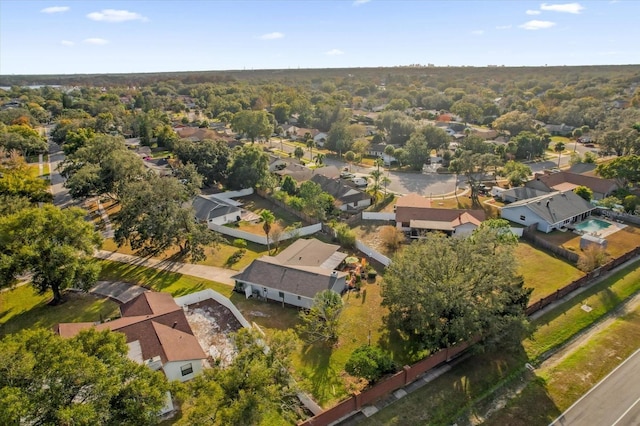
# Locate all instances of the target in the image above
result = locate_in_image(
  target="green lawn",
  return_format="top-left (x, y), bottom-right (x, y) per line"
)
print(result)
top-left (515, 242), bottom-right (584, 302)
top-left (96, 259), bottom-right (234, 297)
top-left (363, 258), bottom-right (640, 425)
top-left (524, 258), bottom-right (640, 360)
top-left (0, 285), bottom-right (120, 337)
top-left (486, 306), bottom-right (640, 425)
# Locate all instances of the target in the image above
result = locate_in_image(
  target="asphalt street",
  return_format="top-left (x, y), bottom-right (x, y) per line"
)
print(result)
top-left (550, 349), bottom-right (640, 426)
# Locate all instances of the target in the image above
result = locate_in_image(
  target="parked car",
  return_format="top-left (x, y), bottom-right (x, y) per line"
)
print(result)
top-left (351, 177), bottom-right (368, 187)
top-left (340, 171), bottom-right (355, 179)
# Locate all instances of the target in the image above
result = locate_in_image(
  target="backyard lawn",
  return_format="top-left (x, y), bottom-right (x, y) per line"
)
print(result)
top-left (0, 285), bottom-right (120, 337)
top-left (363, 258), bottom-right (640, 426)
top-left (515, 242), bottom-right (584, 302)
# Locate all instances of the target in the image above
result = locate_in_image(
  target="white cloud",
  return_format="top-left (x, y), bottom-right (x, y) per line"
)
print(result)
top-left (353, 0), bottom-right (371, 5)
top-left (83, 38), bottom-right (109, 45)
top-left (526, 9), bottom-right (541, 15)
top-left (325, 49), bottom-right (345, 56)
top-left (496, 24), bottom-right (512, 30)
top-left (471, 30), bottom-right (484, 35)
top-left (259, 32), bottom-right (284, 40)
top-left (41, 6), bottom-right (69, 14)
top-left (61, 40), bottom-right (74, 46)
top-left (540, 3), bottom-right (584, 14)
top-left (519, 20), bottom-right (556, 30)
top-left (87, 9), bottom-right (148, 23)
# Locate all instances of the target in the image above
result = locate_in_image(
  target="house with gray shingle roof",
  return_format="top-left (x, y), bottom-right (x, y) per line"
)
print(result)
top-left (500, 190), bottom-right (595, 233)
top-left (231, 238), bottom-right (348, 308)
top-left (191, 194), bottom-right (243, 226)
top-left (310, 174), bottom-right (372, 211)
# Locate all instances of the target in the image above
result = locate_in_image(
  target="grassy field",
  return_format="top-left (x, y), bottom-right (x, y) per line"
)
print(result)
top-left (363, 258), bottom-right (640, 425)
top-left (0, 285), bottom-right (120, 337)
top-left (515, 242), bottom-right (584, 302)
top-left (485, 306), bottom-right (640, 425)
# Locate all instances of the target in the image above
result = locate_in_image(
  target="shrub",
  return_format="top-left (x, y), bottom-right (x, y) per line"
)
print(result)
top-left (233, 238), bottom-right (247, 249)
top-left (334, 223), bottom-right (356, 248)
top-left (225, 248), bottom-right (246, 266)
top-left (345, 345), bottom-right (397, 382)
top-left (380, 225), bottom-right (404, 252)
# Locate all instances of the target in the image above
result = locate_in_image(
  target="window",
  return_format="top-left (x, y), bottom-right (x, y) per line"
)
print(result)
top-left (181, 363), bottom-right (193, 376)
top-left (520, 215), bottom-right (526, 221)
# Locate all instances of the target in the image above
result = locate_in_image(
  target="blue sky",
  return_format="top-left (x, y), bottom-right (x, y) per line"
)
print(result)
top-left (1, 1), bottom-right (638, 75)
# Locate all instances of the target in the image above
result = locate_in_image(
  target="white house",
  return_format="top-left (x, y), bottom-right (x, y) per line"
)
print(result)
top-left (367, 143), bottom-right (397, 165)
top-left (191, 194), bottom-right (243, 226)
top-left (232, 239), bottom-right (348, 309)
top-left (500, 190), bottom-right (595, 233)
top-left (314, 132), bottom-right (328, 146)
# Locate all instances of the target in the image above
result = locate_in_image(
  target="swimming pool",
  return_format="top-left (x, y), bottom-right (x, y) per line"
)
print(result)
top-left (575, 219), bottom-right (611, 234)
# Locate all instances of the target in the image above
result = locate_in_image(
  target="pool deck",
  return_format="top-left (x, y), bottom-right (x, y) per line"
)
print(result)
top-left (573, 218), bottom-right (626, 238)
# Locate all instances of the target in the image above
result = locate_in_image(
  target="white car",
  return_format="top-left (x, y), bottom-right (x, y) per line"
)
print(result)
top-left (351, 177), bottom-right (368, 187)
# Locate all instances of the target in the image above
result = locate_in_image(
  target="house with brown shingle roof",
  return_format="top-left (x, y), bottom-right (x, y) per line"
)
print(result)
top-left (394, 193), bottom-right (484, 237)
top-left (525, 171), bottom-right (619, 200)
top-left (232, 238), bottom-right (348, 309)
top-left (56, 292), bottom-right (206, 383)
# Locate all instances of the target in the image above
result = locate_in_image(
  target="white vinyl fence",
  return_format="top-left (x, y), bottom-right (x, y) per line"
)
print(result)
top-left (355, 239), bottom-right (391, 267)
top-left (209, 223), bottom-right (322, 245)
top-left (174, 289), bottom-right (251, 329)
top-left (362, 212), bottom-right (396, 221)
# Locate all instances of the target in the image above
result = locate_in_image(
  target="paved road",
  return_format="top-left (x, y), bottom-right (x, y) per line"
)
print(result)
top-left (550, 349), bottom-right (640, 426)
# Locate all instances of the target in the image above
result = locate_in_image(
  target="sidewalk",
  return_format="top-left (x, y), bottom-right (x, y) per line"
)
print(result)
top-left (94, 250), bottom-right (236, 286)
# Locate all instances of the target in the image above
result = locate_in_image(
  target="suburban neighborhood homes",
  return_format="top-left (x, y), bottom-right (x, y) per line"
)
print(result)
top-left (310, 174), bottom-right (372, 211)
top-left (500, 190), bottom-right (595, 233)
top-left (524, 171), bottom-right (619, 200)
top-left (56, 292), bottom-right (207, 384)
top-left (232, 238), bottom-right (349, 309)
top-left (271, 158), bottom-right (341, 183)
top-left (367, 142), bottom-right (397, 165)
top-left (281, 124), bottom-right (327, 144)
top-left (394, 193), bottom-right (485, 237)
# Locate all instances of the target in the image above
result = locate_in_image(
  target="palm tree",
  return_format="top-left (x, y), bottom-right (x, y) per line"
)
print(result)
top-left (314, 152), bottom-right (325, 166)
top-left (304, 132), bottom-right (314, 161)
top-left (554, 142), bottom-right (565, 167)
top-left (369, 169), bottom-right (383, 200)
top-left (260, 209), bottom-right (275, 253)
top-left (381, 175), bottom-right (392, 197)
top-left (294, 146), bottom-right (305, 161)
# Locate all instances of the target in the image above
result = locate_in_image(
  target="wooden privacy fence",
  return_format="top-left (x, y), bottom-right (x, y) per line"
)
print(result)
top-left (522, 223), bottom-right (580, 263)
top-left (525, 245), bottom-right (640, 315)
top-left (298, 244), bottom-right (640, 425)
top-left (298, 340), bottom-right (473, 426)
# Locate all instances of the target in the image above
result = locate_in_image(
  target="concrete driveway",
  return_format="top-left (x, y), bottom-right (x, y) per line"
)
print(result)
top-left (89, 280), bottom-right (147, 303)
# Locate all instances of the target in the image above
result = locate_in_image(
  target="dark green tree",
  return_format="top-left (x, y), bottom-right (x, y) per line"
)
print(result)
top-left (382, 231), bottom-right (531, 352)
top-left (0, 205), bottom-right (102, 304)
top-left (178, 329), bottom-right (300, 426)
top-left (227, 144), bottom-right (269, 189)
top-left (0, 328), bottom-right (169, 425)
top-left (345, 345), bottom-right (397, 382)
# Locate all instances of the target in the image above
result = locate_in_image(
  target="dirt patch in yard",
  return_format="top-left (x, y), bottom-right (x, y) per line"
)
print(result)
top-left (184, 298), bottom-right (243, 367)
